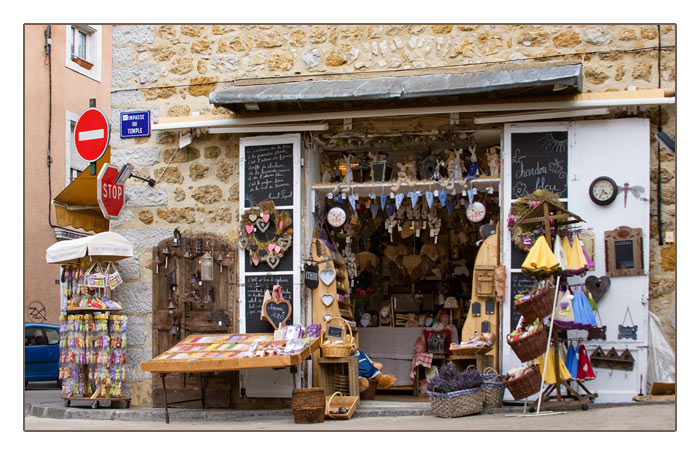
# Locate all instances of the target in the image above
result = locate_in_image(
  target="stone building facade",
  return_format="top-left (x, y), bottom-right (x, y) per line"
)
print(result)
top-left (109, 24), bottom-right (676, 406)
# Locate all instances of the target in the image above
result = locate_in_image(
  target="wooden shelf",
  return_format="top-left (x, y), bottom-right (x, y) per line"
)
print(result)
top-left (312, 177), bottom-right (500, 197)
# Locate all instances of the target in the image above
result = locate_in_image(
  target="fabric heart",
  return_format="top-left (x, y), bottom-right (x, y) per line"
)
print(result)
top-left (248, 213), bottom-right (258, 222)
top-left (238, 237), bottom-right (249, 249)
top-left (274, 245), bottom-right (282, 254)
top-left (585, 275), bottom-right (611, 302)
top-left (409, 191), bottom-right (419, 208)
top-left (319, 268), bottom-right (336, 286)
top-left (279, 220), bottom-right (284, 230)
top-left (395, 192), bottom-right (405, 209)
top-left (438, 190), bottom-right (447, 207)
top-left (380, 193), bottom-right (387, 210)
top-left (349, 194), bottom-right (357, 212)
top-left (252, 257), bottom-right (260, 266)
top-left (245, 225), bottom-right (255, 235)
top-left (256, 218), bottom-right (270, 233)
top-left (385, 204), bottom-right (395, 216)
top-left (425, 191), bottom-right (434, 208)
top-left (371, 202), bottom-right (379, 219)
top-left (322, 294), bottom-right (334, 306)
top-left (262, 213), bottom-right (270, 223)
top-left (268, 243), bottom-right (277, 252)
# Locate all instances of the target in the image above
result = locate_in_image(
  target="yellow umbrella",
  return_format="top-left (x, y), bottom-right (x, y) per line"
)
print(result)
top-left (561, 235), bottom-right (584, 271)
top-left (521, 236), bottom-right (560, 273)
top-left (534, 346), bottom-right (572, 384)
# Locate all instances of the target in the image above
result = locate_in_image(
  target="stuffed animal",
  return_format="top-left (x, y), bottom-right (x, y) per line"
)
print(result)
top-left (486, 145), bottom-right (501, 177)
top-left (354, 350), bottom-right (397, 391)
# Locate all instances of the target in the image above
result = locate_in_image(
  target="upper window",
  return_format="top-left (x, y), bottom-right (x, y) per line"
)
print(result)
top-left (64, 25), bottom-right (102, 82)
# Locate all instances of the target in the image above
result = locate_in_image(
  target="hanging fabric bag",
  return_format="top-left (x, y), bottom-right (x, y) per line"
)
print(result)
top-left (84, 262), bottom-right (106, 289)
top-left (577, 344), bottom-right (596, 380)
top-left (106, 262), bottom-right (123, 290)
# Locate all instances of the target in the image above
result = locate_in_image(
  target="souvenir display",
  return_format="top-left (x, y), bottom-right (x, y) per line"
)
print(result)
top-left (238, 200), bottom-right (293, 269)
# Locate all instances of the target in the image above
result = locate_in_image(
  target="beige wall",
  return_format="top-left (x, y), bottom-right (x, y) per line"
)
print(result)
top-left (109, 25), bottom-right (676, 405)
top-left (24, 25), bottom-right (112, 325)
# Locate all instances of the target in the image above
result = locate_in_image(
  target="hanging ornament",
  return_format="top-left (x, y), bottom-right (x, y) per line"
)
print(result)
top-left (409, 191), bottom-right (419, 208)
top-left (370, 202), bottom-right (379, 219)
top-left (380, 193), bottom-right (387, 210)
top-left (425, 191), bottom-right (434, 208)
top-left (395, 192), bottom-right (405, 210)
top-left (446, 198), bottom-right (454, 215)
top-left (438, 190), bottom-right (447, 207)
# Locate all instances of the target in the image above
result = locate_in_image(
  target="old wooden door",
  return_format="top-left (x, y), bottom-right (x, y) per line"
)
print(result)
top-left (151, 232), bottom-right (238, 408)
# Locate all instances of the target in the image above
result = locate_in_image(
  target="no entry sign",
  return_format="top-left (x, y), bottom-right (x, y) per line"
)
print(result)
top-left (74, 108), bottom-right (111, 162)
top-left (97, 163), bottom-right (125, 220)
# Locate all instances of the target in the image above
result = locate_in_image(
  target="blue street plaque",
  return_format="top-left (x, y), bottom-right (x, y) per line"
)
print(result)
top-left (120, 110), bottom-right (151, 138)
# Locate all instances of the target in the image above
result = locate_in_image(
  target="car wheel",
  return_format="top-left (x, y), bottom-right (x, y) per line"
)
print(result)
top-left (57, 378), bottom-right (62, 389)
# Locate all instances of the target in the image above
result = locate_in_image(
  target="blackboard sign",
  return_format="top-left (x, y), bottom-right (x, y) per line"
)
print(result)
top-left (244, 274), bottom-right (293, 333)
top-left (327, 326), bottom-right (344, 339)
top-left (510, 240), bottom-right (528, 269)
top-left (614, 240), bottom-right (635, 269)
top-left (244, 143), bottom-right (294, 207)
top-left (510, 272), bottom-right (541, 332)
top-left (263, 298), bottom-right (291, 329)
top-left (511, 132), bottom-right (568, 199)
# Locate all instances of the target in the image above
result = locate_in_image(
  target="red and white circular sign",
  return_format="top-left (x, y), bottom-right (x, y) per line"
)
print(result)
top-left (97, 164), bottom-right (125, 220)
top-left (74, 108), bottom-right (111, 162)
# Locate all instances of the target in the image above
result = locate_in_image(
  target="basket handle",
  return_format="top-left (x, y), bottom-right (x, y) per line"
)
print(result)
top-left (326, 391), bottom-right (343, 415)
top-left (483, 367), bottom-right (499, 376)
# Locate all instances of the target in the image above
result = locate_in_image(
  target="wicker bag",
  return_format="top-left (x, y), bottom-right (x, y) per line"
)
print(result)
top-left (427, 387), bottom-right (484, 418)
top-left (507, 323), bottom-right (549, 363)
top-left (504, 365), bottom-right (542, 400)
top-left (291, 387), bottom-right (325, 424)
top-left (515, 286), bottom-right (555, 324)
top-left (480, 367), bottom-right (506, 408)
top-left (321, 317), bottom-right (355, 358)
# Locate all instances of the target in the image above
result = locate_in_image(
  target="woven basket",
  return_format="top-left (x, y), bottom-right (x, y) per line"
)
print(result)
top-left (507, 323), bottom-right (549, 363)
top-left (504, 365), bottom-right (542, 400)
top-left (480, 367), bottom-right (506, 408)
top-left (291, 388), bottom-right (325, 424)
top-left (428, 387), bottom-right (484, 418)
top-left (321, 317), bottom-right (355, 358)
top-left (515, 286), bottom-right (555, 324)
top-left (325, 391), bottom-right (358, 420)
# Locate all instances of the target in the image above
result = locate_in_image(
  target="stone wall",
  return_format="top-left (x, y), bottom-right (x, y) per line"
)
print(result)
top-left (111, 24), bottom-right (676, 406)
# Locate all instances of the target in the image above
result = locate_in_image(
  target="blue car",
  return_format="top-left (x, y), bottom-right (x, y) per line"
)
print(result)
top-left (24, 323), bottom-right (61, 386)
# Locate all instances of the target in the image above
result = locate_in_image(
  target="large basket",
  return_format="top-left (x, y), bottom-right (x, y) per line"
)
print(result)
top-left (480, 367), bottom-right (506, 408)
top-left (504, 365), bottom-right (542, 400)
top-left (325, 391), bottom-right (358, 420)
top-left (291, 387), bottom-right (325, 424)
top-left (515, 286), bottom-right (555, 324)
top-left (427, 387), bottom-right (484, 418)
top-left (507, 323), bottom-right (549, 363)
top-left (321, 317), bottom-right (355, 358)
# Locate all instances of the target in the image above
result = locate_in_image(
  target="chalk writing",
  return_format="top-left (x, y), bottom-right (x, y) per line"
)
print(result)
top-left (244, 143), bottom-right (293, 207)
top-left (511, 132), bottom-right (568, 199)
top-left (244, 274), bottom-right (293, 333)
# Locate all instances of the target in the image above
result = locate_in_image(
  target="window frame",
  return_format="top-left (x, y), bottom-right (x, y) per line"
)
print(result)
top-left (64, 25), bottom-right (102, 82)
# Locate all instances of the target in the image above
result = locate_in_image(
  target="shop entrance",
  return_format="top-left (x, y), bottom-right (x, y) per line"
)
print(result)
top-left (310, 129), bottom-right (502, 399)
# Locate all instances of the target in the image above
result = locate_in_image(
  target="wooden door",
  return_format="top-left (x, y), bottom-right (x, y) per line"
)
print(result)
top-left (151, 233), bottom-right (239, 408)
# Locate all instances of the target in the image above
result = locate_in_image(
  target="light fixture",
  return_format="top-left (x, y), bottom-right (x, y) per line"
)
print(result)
top-left (443, 296), bottom-right (459, 323)
top-left (116, 163), bottom-right (156, 187)
top-left (474, 108), bottom-right (611, 124)
top-left (200, 251), bottom-right (214, 282)
top-left (172, 228), bottom-right (182, 247)
top-left (655, 131), bottom-right (675, 153)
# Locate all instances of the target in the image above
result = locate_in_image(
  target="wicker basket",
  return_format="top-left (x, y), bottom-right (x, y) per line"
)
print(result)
top-left (504, 365), bottom-right (542, 400)
top-left (507, 323), bottom-right (549, 363)
top-left (291, 387), bottom-right (325, 424)
top-left (449, 342), bottom-right (493, 356)
top-left (321, 317), bottom-right (355, 358)
top-left (480, 367), bottom-right (506, 408)
top-left (428, 386), bottom-right (484, 418)
top-left (325, 391), bottom-right (359, 420)
top-left (515, 286), bottom-right (555, 324)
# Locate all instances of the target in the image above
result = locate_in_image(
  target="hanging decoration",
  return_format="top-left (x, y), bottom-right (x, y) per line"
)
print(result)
top-left (618, 307), bottom-right (638, 340)
top-left (238, 200), bottom-right (293, 269)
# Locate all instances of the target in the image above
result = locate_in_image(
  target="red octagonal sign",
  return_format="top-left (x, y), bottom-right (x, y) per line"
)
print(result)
top-left (74, 108), bottom-right (111, 162)
top-left (97, 164), bottom-right (125, 220)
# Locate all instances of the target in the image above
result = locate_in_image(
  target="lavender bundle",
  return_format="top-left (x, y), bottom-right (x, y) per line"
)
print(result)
top-left (427, 363), bottom-right (484, 393)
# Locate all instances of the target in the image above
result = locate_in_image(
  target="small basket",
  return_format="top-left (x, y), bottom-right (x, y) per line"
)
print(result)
top-left (291, 387), bottom-right (325, 424)
top-left (504, 365), bottom-right (542, 400)
top-left (515, 286), bottom-right (555, 324)
top-left (320, 317), bottom-right (355, 358)
top-left (325, 391), bottom-right (358, 420)
top-left (480, 367), bottom-right (506, 408)
top-left (507, 323), bottom-right (549, 363)
top-left (428, 386), bottom-right (484, 418)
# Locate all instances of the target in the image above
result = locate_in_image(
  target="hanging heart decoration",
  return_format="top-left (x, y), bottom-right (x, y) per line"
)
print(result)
top-left (395, 192), bottom-right (405, 209)
top-left (370, 202), bottom-right (379, 219)
top-left (323, 313), bottom-right (332, 321)
top-left (425, 191), bottom-right (434, 208)
top-left (239, 200), bottom-right (293, 269)
top-left (262, 297), bottom-right (291, 329)
top-left (438, 190), bottom-right (448, 207)
top-left (585, 275), bottom-right (611, 303)
top-left (380, 193), bottom-right (387, 210)
top-left (322, 294), bottom-right (335, 306)
top-left (409, 191), bottom-right (419, 208)
top-left (319, 268), bottom-right (337, 286)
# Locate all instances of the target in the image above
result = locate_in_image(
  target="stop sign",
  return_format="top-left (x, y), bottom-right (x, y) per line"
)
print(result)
top-left (74, 108), bottom-right (110, 162)
top-left (97, 164), bottom-right (125, 219)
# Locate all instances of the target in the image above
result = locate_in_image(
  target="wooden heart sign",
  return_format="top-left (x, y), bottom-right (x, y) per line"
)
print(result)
top-left (585, 275), bottom-right (611, 303)
top-left (319, 268), bottom-right (336, 286)
top-left (262, 298), bottom-right (291, 329)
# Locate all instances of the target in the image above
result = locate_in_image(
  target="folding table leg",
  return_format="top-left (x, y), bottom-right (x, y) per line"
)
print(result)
top-left (161, 373), bottom-right (170, 424)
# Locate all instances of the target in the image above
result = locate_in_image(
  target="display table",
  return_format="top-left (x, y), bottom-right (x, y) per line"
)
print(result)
top-left (141, 334), bottom-right (321, 423)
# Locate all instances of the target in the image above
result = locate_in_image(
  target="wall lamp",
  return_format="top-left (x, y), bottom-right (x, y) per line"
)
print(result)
top-left (116, 163), bottom-right (156, 187)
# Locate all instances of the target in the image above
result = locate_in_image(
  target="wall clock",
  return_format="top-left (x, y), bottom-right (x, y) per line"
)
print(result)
top-left (327, 206), bottom-right (347, 228)
top-left (466, 201), bottom-right (486, 223)
top-left (589, 176), bottom-right (618, 206)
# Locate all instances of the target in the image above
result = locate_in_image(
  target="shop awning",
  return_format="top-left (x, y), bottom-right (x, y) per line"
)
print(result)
top-left (46, 231), bottom-right (134, 264)
top-left (209, 64), bottom-right (583, 113)
top-left (52, 152), bottom-right (110, 233)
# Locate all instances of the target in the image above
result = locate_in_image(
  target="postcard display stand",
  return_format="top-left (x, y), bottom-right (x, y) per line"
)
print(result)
top-left (58, 259), bottom-right (130, 409)
top-left (512, 201), bottom-right (597, 410)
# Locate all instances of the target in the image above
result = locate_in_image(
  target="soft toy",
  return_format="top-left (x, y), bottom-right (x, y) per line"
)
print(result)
top-left (353, 350), bottom-right (397, 392)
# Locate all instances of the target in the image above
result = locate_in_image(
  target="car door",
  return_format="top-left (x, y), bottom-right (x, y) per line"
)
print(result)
top-left (43, 326), bottom-right (61, 380)
top-left (25, 326), bottom-right (52, 381)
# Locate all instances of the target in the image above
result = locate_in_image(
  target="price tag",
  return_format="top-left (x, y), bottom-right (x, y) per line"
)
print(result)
top-left (327, 192), bottom-right (333, 199)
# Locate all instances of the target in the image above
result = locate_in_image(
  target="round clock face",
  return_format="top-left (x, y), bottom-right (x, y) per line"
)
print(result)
top-left (589, 176), bottom-right (618, 206)
top-left (327, 206), bottom-right (347, 228)
top-left (466, 201), bottom-right (486, 223)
